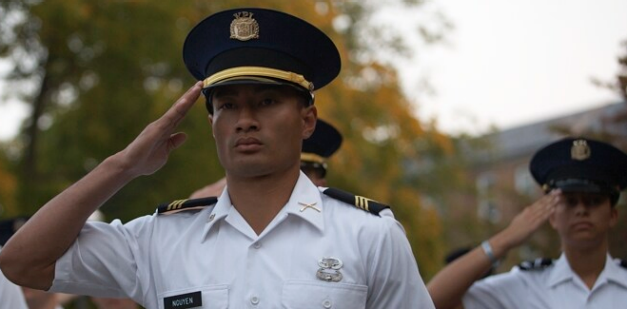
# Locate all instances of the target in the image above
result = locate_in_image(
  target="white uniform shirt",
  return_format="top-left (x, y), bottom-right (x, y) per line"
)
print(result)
top-left (51, 172), bottom-right (434, 309)
top-left (463, 253), bottom-right (627, 308)
top-left (0, 246), bottom-right (29, 309)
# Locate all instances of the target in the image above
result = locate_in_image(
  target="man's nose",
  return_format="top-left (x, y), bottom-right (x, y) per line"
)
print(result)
top-left (573, 199), bottom-right (589, 215)
top-left (236, 106), bottom-right (259, 133)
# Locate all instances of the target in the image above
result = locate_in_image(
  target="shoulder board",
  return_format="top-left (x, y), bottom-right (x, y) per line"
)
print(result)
top-left (620, 259), bottom-right (627, 270)
top-left (518, 258), bottom-right (553, 271)
top-left (322, 187), bottom-right (390, 216)
top-left (156, 197), bottom-right (218, 215)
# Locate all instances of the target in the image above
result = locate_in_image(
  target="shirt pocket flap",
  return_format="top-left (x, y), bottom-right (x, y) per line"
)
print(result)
top-left (282, 280), bottom-right (367, 309)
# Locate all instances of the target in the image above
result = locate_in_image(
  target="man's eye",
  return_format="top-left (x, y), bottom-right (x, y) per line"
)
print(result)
top-left (217, 102), bottom-right (234, 110)
top-left (589, 196), bottom-right (605, 206)
top-left (565, 197), bottom-right (578, 207)
top-left (259, 98), bottom-right (276, 106)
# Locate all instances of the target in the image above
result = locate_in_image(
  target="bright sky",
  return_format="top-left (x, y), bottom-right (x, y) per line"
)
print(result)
top-left (402, 0), bottom-right (627, 135)
top-left (1, 0), bottom-right (627, 140)
top-left (0, 60), bottom-right (27, 141)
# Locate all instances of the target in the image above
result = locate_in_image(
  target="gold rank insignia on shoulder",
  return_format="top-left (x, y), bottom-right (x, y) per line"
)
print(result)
top-left (571, 139), bottom-right (591, 161)
top-left (230, 11), bottom-right (259, 41)
top-left (156, 197), bottom-right (218, 215)
top-left (322, 187), bottom-right (390, 216)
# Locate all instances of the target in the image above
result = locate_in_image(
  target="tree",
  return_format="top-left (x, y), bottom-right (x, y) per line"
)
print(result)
top-left (0, 148), bottom-right (18, 217)
top-left (587, 39), bottom-right (627, 259)
top-left (588, 39), bottom-right (627, 147)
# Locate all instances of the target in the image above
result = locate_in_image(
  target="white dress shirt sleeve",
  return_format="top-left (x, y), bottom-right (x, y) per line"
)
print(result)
top-left (49, 219), bottom-right (146, 301)
top-left (365, 217), bottom-right (435, 309)
top-left (463, 270), bottom-right (525, 309)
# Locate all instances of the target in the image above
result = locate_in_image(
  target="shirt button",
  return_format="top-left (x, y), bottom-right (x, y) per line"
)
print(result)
top-left (322, 300), bottom-right (332, 308)
top-left (251, 296), bottom-right (260, 305)
top-left (253, 243), bottom-right (261, 249)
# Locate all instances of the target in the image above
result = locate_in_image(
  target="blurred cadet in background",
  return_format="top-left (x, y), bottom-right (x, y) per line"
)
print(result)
top-left (298, 118), bottom-right (342, 187)
top-left (427, 137), bottom-right (627, 309)
top-left (189, 177), bottom-right (227, 199)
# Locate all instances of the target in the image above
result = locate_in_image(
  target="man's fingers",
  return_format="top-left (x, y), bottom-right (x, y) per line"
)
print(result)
top-left (173, 81), bottom-right (204, 115)
top-left (161, 82), bottom-right (203, 129)
top-left (528, 191), bottom-right (559, 223)
top-left (167, 132), bottom-right (188, 152)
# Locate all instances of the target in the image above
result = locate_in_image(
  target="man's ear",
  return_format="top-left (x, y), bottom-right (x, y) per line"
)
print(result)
top-left (548, 211), bottom-right (557, 229)
top-left (302, 105), bottom-right (317, 139)
top-left (609, 207), bottom-right (619, 228)
top-left (208, 114), bottom-right (215, 138)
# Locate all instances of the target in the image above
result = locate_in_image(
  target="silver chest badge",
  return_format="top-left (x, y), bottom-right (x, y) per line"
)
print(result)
top-left (316, 257), bottom-right (343, 282)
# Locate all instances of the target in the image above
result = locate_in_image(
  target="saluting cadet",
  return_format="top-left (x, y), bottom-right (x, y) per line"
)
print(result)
top-left (190, 118), bottom-right (342, 198)
top-left (0, 8), bottom-right (434, 309)
top-left (427, 137), bottom-right (627, 309)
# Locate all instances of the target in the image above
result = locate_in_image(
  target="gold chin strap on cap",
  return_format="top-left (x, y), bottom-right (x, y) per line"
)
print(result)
top-left (203, 66), bottom-right (314, 91)
top-left (301, 152), bottom-right (326, 165)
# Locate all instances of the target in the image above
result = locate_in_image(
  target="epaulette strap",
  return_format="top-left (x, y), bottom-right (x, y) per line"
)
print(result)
top-left (322, 187), bottom-right (390, 216)
top-left (518, 258), bottom-right (553, 271)
top-left (156, 197), bottom-right (218, 215)
top-left (620, 259), bottom-right (627, 269)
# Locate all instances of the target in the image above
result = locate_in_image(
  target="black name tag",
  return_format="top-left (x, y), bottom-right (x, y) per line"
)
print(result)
top-left (164, 291), bottom-right (202, 309)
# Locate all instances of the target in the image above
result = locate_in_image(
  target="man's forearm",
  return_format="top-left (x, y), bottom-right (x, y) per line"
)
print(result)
top-left (0, 82), bottom-right (201, 289)
top-left (427, 244), bottom-right (498, 309)
top-left (0, 153), bottom-right (136, 289)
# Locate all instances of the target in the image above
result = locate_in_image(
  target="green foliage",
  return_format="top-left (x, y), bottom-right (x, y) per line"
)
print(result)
top-left (0, 148), bottom-right (18, 216)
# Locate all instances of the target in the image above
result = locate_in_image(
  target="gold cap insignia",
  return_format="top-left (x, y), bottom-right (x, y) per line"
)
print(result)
top-left (230, 11), bottom-right (259, 41)
top-left (571, 139), bottom-right (591, 161)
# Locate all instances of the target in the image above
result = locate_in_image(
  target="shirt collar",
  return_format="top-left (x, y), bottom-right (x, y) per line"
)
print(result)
top-left (281, 171), bottom-right (324, 232)
top-left (599, 254), bottom-right (627, 289)
top-left (200, 186), bottom-right (233, 241)
top-left (201, 171), bottom-right (324, 240)
top-left (547, 253), bottom-right (627, 290)
top-left (547, 253), bottom-right (573, 287)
